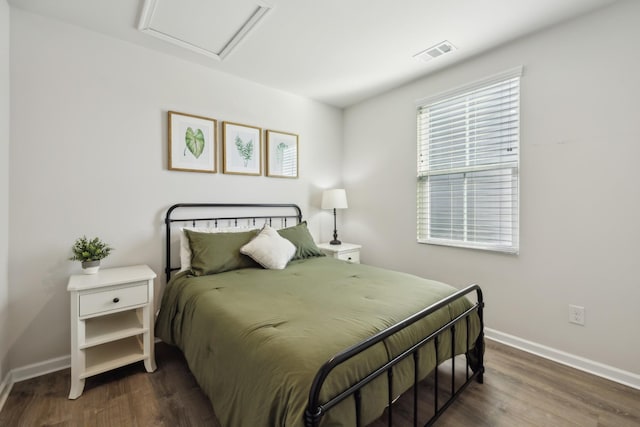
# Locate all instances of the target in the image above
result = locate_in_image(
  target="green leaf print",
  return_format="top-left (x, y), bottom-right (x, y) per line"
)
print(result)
top-left (275, 142), bottom-right (287, 169)
top-left (185, 127), bottom-right (205, 159)
top-left (235, 136), bottom-right (253, 167)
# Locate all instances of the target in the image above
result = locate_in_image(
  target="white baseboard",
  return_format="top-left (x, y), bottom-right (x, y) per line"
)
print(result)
top-left (485, 328), bottom-right (640, 390)
top-left (9, 355), bottom-right (70, 384)
top-left (0, 355), bottom-right (70, 413)
top-left (0, 370), bottom-right (13, 413)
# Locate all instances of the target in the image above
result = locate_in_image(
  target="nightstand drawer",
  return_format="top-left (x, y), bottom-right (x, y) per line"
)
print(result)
top-left (317, 242), bottom-right (362, 264)
top-left (79, 282), bottom-right (148, 317)
top-left (337, 251), bottom-right (360, 263)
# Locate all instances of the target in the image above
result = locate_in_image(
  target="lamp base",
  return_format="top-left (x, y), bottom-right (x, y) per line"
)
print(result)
top-left (330, 208), bottom-right (342, 245)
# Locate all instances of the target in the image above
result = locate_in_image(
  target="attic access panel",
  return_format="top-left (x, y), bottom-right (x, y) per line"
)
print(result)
top-left (138, 0), bottom-right (271, 60)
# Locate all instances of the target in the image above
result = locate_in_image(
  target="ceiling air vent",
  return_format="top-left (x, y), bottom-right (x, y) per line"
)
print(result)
top-left (413, 41), bottom-right (456, 62)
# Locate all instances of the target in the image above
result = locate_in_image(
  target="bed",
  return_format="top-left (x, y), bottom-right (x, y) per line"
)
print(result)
top-left (156, 203), bottom-right (484, 426)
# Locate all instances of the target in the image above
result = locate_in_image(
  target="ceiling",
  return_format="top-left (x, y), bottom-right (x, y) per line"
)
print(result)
top-left (9, 0), bottom-right (619, 108)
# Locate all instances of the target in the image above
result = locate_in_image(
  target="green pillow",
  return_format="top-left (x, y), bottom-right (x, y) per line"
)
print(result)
top-left (277, 221), bottom-right (325, 260)
top-left (185, 229), bottom-right (259, 276)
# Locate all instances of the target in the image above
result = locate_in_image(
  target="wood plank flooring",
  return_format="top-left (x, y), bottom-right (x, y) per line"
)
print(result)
top-left (0, 339), bottom-right (638, 426)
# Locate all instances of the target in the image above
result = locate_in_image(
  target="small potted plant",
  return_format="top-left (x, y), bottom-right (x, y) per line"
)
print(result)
top-left (69, 236), bottom-right (113, 274)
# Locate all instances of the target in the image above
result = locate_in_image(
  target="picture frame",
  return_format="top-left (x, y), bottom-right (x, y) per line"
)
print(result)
top-left (222, 121), bottom-right (262, 176)
top-left (168, 111), bottom-right (217, 173)
top-left (266, 130), bottom-right (299, 178)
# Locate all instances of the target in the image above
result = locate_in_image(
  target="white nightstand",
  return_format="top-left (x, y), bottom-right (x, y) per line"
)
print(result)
top-left (317, 242), bottom-right (362, 264)
top-left (67, 264), bottom-right (157, 399)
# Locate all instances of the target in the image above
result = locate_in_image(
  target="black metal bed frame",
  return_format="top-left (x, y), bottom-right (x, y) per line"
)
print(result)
top-left (305, 285), bottom-right (484, 427)
top-left (164, 203), bottom-right (484, 427)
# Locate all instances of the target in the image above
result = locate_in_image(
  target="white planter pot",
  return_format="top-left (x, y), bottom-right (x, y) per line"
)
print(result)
top-left (81, 260), bottom-right (100, 275)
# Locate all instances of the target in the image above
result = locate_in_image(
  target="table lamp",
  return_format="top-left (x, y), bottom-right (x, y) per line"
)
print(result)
top-left (321, 189), bottom-right (348, 245)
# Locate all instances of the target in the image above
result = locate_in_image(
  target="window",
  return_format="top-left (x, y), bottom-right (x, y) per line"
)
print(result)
top-left (417, 67), bottom-right (521, 253)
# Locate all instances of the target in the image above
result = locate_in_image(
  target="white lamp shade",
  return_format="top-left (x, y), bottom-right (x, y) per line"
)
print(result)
top-left (321, 189), bottom-right (348, 209)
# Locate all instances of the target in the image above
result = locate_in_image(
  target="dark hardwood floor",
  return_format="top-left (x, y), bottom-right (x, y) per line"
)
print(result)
top-left (1, 340), bottom-right (638, 426)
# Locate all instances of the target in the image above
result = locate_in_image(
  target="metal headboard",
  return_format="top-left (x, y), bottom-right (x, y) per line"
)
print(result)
top-left (164, 203), bottom-right (303, 283)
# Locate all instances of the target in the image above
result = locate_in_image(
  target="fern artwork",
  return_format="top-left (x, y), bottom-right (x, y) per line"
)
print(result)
top-left (235, 135), bottom-right (254, 166)
top-left (222, 122), bottom-right (262, 175)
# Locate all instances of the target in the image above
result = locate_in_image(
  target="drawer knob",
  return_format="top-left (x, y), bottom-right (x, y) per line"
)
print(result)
top-left (113, 297), bottom-right (120, 303)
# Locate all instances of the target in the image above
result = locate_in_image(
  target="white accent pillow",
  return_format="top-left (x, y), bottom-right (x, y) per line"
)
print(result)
top-left (179, 226), bottom-right (257, 272)
top-left (240, 225), bottom-right (296, 270)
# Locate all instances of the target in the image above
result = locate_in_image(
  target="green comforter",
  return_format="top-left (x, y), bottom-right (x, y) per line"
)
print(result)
top-left (156, 257), bottom-right (480, 426)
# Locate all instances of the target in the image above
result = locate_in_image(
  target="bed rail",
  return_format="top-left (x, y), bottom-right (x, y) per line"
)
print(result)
top-left (305, 284), bottom-right (484, 427)
top-left (164, 203), bottom-right (302, 283)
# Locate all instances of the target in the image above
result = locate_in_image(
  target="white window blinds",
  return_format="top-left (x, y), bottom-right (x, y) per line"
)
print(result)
top-left (417, 67), bottom-right (521, 253)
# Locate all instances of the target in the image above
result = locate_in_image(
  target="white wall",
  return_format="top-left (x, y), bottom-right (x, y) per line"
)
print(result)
top-left (343, 0), bottom-right (640, 375)
top-left (0, 0), bottom-right (10, 381)
top-left (8, 9), bottom-right (343, 369)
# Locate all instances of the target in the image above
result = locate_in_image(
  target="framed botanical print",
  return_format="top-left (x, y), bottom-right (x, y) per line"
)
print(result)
top-left (168, 111), bottom-right (217, 173)
top-left (266, 130), bottom-right (298, 178)
top-left (222, 121), bottom-right (262, 176)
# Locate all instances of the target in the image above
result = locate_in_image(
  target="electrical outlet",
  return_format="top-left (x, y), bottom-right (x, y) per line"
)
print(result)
top-left (569, 305), bottom-right (585, 326)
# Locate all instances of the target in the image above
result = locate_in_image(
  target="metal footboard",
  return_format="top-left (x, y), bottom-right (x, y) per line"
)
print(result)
top-left (305, 284), bottom-right (484, 427)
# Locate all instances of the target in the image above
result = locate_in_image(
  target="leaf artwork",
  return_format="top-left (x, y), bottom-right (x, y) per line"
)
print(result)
top-left (275, 142), bottom-right (287, 170)
top-left (235, 136), bottom-right (254, 167)
top-left (184, 127), bottom-right (205, 159)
